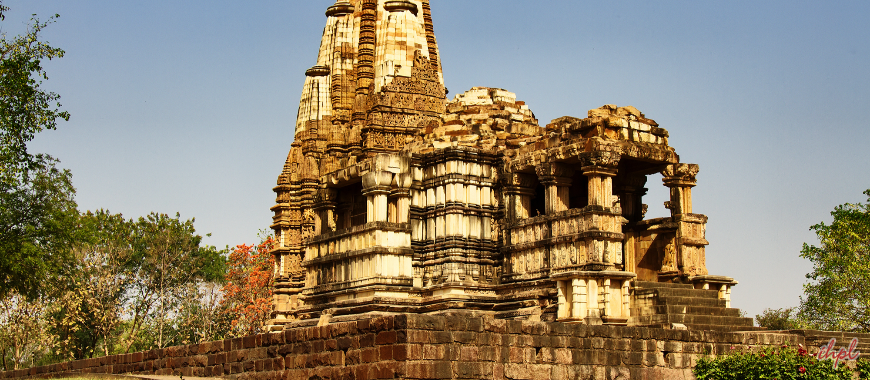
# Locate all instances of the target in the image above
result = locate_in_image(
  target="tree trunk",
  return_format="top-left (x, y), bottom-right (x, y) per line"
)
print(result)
top-left (13, 344), bottom-right (20, 370)
top-left (2, 345), bottom-right (8, 371)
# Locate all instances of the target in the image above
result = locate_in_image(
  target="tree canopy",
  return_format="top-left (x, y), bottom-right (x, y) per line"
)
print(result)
top-left (0, 0), bottom-right (74, 300)
top-left (799, 189), bottom-right (870, 332)
top-left (0, 4), bottom-right (69, 185)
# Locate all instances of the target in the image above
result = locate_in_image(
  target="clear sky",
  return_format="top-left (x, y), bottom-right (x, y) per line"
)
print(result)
top-left (6, 0), bottom-right (870, 319)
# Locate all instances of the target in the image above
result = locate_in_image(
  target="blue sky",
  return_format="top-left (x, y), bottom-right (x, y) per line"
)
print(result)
top-left (6, 0), bottom-right (870, 319)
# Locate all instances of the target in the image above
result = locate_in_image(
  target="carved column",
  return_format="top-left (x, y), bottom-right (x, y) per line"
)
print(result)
top-left (392, 173), bottom-right (413, 224)
top-left (572, 278), bottom-right (586, 320)
top-left (581, 153), bottom-right (620, 208)
top-left (557, 280), bottom-right (569, 319)
top-left (537, 163), bottom-right (574, 214)
top-left (615, 174), bottom-right (647, 223)
top-left (504, 173), bottom-right (537, 220)
top-left (661, 163), bottom-right (709, 277)
top-left (580, 152), bottom-right (622, 264)
top-left (662, 164), bottom-right (698, 216)
top-left (363, 171), bottom-right (393, 222)
top-left (313, 188), bottom-right (338, 235)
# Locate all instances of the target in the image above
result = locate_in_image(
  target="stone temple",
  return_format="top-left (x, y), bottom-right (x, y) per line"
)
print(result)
top-left (269, 0), bottom-right (752, 331)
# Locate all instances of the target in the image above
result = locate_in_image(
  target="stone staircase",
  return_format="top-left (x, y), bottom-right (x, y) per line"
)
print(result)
top-left (786, 330), bottom-right (870, 358)
top-left (631, 281), bottom-right (765, 332)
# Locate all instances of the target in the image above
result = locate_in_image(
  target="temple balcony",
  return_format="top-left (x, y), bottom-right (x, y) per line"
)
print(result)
top-left (501, 207), bottom-right (627, 282)
top-left (301, 221), bottom-right (413, 297)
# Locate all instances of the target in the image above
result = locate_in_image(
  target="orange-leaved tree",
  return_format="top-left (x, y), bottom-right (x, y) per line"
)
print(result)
top-left (220, 237), bottom-right (274, 337)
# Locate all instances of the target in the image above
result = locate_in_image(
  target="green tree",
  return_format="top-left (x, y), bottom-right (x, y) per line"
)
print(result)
top-left (799, 189), bottom-right (870, 332)
top-left (0, 3), bottom-right (69, 185)
top-left (171, 281), bottom-right (231, 345)
top-left (0, 156), bottom-right (77, 300)
top-left (49, 211), bottom-right (133, 360)
top-left (123, 213), bottom-right (225, 352)
top-left (0, 1), bottom-right (74, 300)
top-left (0, 293), bottom-right (51, 370)
top-left (755, 307), bottom-right (802, 331)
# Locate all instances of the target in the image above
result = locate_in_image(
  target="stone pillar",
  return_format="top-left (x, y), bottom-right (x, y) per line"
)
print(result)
top-left (580, 152), bottom-right (621, 265)
top-left (313, 189), bottom-right (338, 235)
top-left (718, 284), bottom-right (733, 308)
top-left (393, 190), bottom-right (411, 223)
top-left (557, 280), bottom-right (568, 319)
top-left (661, 163), bottom-right (709, 277)
top-left (584, 279), bottom-right (603, 325)
top-left (572, 278), bottom-right (586, 319)
top-left (582, 164), bottom-right (618, 208)
top-left (621, 280), bottom-right (631, 318)
top-left (504, 173), bottom-right (537, 220)
top-left (392, 173), bottom-right (413, 224)
top-left (615, 174), bottom-right (647, 223)
top-left (537, 163), bottom-right (574, 214)
top-left (363, 171), bottom-right (393, 223)
top-left (662, 164), bottom-right (699, 217)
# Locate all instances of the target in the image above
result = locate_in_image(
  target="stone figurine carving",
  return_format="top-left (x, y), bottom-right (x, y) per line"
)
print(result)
top-left (661, 242), bottom-right (678, 273)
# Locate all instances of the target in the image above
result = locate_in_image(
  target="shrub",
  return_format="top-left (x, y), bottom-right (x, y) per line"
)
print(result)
top-left (694, 344), bottom-right (852, 380)
top-left (858, 358), bottom-right (870, 379)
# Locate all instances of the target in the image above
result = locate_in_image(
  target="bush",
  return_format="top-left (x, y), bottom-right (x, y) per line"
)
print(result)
top-left (694, 345), bottom-right (852, 380)
top-left (858, 358), bottom-right (870, 379)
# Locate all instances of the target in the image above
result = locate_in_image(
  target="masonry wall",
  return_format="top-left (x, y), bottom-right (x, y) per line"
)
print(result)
top-left (0, 314), bottom-right (828, 380)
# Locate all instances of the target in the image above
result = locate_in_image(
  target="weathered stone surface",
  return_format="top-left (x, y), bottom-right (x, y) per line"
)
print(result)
top-left (7, 313), bottom-right (867, 380)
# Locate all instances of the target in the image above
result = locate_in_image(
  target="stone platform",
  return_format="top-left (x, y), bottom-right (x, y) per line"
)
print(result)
top-left (2, 313), bottom-right (854, 380)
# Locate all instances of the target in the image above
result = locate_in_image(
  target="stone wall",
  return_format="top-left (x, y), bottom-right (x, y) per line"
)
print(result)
top-left (0, 314), bottom-right (840, 380)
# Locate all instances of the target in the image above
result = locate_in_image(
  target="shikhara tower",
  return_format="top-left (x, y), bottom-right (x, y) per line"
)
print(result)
top-left (270, 0), bottom-right (753, 331)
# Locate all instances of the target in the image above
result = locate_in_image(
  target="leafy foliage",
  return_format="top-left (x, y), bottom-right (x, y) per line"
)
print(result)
top-left (0, 0), bottom-right (75, 301)
top-left (171, 282), bottom-right (232, 346)
top-left (858, 358), bottom-right (870, 379)
top-left (221, 236), bottom-right (275, 336)
top-left (0, 293), bottom-right (51, 370)
top-left (49, 211), bottom-right (132, 360)
top-left (0, 4), bottom-right (69, 186)
top-left (799, 189), bottom-right (870, 332)
top-left (120, 212), bottom-right (226, 352)
top-left (694, 345), bottom-right (852, 380)
top-left (756, 307), bottom-right (802, 331)
top-left (0, 156), bottom-right (77, 300)
top-left (44, 211), bottom-right (228, 360)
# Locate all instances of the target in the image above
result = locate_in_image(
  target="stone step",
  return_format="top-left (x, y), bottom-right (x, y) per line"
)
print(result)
top-left (635, 287), bottom-right (721, 299)
top-left (633, 281), bottom-right (695, 290)
top-left (798, 333), bottom-right (870, 352)
top-left (652, 304), bottom-right (742, 317)
top-left (633, 314), bottom-right (755, 328)
top-left (632, 315), bottom-right (669, 326)
top-left (685, 324), bottom-right (768, 332)
top-left (631, 305), bottom-right (742, 320)
top-left (655, 296), bottom-right (726, 308)
top-left (672, 314), bottom-right (755, 326)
